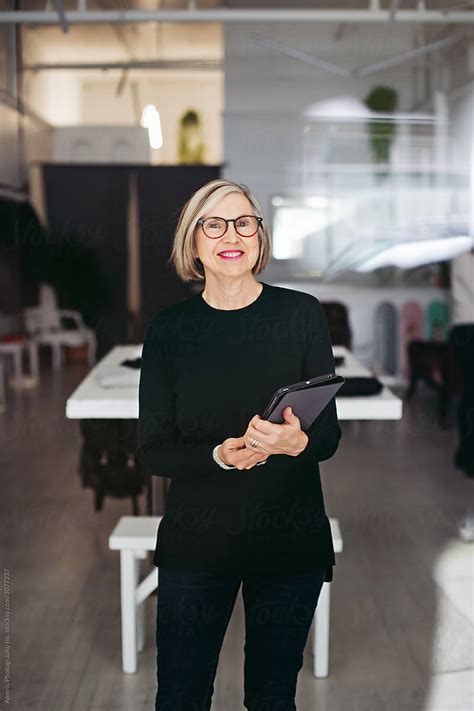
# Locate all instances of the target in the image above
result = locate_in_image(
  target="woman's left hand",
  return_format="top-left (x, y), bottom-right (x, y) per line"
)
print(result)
top-left (243, 407), bottom-right (309, 458)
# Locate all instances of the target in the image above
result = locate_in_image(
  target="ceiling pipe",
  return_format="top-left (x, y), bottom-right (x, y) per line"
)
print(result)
top-left (1, 9), bottom-right (474, 25)
top-left (54, 0), bottom-right (68, 33)
top-left (390, 0), bottom-right (401, 22)
top-left (22, 59), bottom-right (222, 71)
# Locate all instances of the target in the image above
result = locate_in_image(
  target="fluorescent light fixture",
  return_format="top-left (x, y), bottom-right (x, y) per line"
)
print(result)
top-left (304, 96), bottom-right (370, 121)
top-left (323, 232), bottom-right (473, 278)
top-left (140, 104), bottom-right (163, 149)
top-left (357, 236), bottom-right (473, 271)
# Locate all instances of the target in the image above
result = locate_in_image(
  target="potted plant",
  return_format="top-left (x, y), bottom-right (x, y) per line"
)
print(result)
top-left (178, 109), bottom-right (206, 164)
top-left (364, 86), bottom-right (399, 164)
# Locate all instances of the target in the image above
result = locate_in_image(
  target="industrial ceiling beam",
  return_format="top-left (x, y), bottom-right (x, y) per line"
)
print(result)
top-left (252, 34), bottom-right (350, 77)
top-left (356, 33), bottom-right (461, 77)
top-left (22, 59), bottom-right (222, 71)
top-left (1, 9), bottom-right (474, 25)
top-left (253, 30), bottom-right (464, 79)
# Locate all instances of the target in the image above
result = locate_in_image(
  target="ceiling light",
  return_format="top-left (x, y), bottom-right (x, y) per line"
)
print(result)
top-left (140, 104), bottom-right (163, 150)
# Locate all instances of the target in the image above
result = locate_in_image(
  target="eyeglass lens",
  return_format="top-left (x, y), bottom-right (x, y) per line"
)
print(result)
top-left (201, 216), bottom-right (259, 238)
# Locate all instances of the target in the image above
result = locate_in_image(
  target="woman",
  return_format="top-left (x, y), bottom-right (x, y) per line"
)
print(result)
top-left (138, 179), bottom-right (342, 711)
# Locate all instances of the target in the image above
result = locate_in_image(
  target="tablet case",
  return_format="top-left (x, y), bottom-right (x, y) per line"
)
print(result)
top-left (261, 373), bottom-right (345, 431)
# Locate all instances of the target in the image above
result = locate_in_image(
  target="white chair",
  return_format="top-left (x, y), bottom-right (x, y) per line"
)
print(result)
top-left (22, 283), bottom-right (96, 370)
top-left (0, 312), bottom-right (39, 389)
top-left (109, 515), bottom-right (343, 676)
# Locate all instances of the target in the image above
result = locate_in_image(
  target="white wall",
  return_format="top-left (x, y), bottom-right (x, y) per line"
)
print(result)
top-left (223, 22), bottom-right (459, 376)
top-left (81, 72), bottom-right (223, 165)
top-left (23, 70), bottom-right (82, 126)
top-left (223, 22), bottom-right (418, 215)
top-left (448, 76), bottom-right (474, 233)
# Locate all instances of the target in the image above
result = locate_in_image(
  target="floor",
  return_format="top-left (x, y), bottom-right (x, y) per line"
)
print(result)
top-left (0, 359), bottom-right (473, 711)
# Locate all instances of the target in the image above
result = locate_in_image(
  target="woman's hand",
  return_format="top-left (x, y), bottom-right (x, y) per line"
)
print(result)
top-left (218, 437), bottom-right (269, 470)
top-left (243, 406), bottom-right (309, 458)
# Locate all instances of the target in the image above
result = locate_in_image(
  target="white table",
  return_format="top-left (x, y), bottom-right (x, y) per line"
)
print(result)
top-left (66, 344), bottom-right (402, 421)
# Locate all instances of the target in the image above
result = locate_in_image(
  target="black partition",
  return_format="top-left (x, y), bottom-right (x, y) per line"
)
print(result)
top-left (42, 164), bottom-right (221, 358)
top-left (42, 164), bottom-right (130, 360)
top-left (0, 197), bottom-right (49, 318)
top-left (137, 165), bottom-right (220, 330)
top-left (0, 197), bottom-right (22, 316)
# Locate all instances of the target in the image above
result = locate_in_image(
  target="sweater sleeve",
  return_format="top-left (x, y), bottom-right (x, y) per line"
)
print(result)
top-left (137, 316), bottom-right (223, 481)
top-left (293, 298), bottom-right (342, 464)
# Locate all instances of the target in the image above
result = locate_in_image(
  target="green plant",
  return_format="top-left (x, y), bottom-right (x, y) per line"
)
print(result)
top-left (364, 86), bottom-right (398, 164)
top-left (178, 109), bottom-right (206, 164)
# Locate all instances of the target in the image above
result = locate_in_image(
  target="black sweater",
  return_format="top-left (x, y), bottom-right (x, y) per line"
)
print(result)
top-left (137, 281), bottom-right (342, 582)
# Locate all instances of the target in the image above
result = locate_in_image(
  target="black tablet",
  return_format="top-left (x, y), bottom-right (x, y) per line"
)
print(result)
top-left (261, 372), bottom-right (345, 431)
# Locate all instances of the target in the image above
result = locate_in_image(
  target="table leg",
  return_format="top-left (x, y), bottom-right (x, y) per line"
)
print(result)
top-left (120, 550), bottom-right (138, 673)
top-left (52, 343), bottom-right (62, 371)
top-left (136, 557), bottom-right (145, 653)
top-left (13, 349), bottom-right (23, 381)
top-left (313, 582), bottom-right (330, 678)
top-left (28, 342), bottom-right (39, 379)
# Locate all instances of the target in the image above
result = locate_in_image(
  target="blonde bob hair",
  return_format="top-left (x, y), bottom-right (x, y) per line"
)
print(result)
top-left (169, 179), bottom-right (272, 282)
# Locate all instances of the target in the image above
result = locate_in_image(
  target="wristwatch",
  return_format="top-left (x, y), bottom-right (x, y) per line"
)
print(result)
top-left (212, 445), bottom-right (267, 469)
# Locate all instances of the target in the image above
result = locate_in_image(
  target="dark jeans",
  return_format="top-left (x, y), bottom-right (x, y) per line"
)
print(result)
top-left (449, 324), bottom-right (474, 470)
top-left (155, 566), bottom-right (326, 711)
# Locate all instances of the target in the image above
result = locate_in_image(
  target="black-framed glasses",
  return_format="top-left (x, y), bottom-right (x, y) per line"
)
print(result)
top-left (197, 214), bottom-right (263, 239)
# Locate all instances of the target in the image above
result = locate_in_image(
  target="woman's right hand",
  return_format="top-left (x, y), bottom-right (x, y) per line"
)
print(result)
top-left (218, 437), bottom-right (268, 470)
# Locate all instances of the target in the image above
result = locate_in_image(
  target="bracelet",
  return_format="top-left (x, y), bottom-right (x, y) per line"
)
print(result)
top-left (212, 445), bottom-right (236, 469)
top-left (212, 445), bottom-right (268, 469)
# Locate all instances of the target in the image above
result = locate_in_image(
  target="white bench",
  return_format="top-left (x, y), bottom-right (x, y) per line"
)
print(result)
top-left (109, 515), bottom-right (343, 677)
